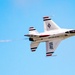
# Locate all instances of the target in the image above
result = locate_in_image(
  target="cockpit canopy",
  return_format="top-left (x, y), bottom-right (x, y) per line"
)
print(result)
top-left (65, 30), bottom-right (75, 33)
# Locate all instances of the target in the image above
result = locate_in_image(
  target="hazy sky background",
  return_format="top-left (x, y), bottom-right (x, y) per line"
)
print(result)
top-left (0, 0), bottom-right (75, 75)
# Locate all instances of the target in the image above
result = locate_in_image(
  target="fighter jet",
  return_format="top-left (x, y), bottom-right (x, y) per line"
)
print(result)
top-left (24, 16), bottom-right (75, 56)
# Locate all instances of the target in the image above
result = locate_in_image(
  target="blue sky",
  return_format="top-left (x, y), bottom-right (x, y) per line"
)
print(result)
top-left (0, 0), bottom-right (75, 75)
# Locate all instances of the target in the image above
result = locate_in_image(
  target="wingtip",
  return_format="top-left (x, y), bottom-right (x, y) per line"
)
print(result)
top-left (43, 16), bottom-right (49, 18)
top-left (46, 54), bottom-right (52, 56)
top-left (43, 16), bottom-right (51, 21)
top-left (46, 52), bottom-right (54, 56)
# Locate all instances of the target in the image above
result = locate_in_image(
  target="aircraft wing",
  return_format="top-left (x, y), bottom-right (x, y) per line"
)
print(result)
top-left (30, 42), bottom-right (40, 52)
top-left (46, 40), bottom-right (61, 56)
top-left (43, 16), bottom-right (60, 31)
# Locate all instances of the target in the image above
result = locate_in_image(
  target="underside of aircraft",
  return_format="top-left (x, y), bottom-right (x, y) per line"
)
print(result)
top-left (25, 16), bottom-right (75, 56)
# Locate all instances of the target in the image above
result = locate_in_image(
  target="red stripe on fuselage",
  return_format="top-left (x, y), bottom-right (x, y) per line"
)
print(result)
top-left (39, 35), bottom-right (50, 37)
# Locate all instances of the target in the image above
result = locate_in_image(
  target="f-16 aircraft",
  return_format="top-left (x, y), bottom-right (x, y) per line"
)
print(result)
top-left (25, 16), bottom-right (75, 56)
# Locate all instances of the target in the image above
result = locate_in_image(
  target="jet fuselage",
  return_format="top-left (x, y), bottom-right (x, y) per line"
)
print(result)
top-left (34, 29), bottom-right (75, 42)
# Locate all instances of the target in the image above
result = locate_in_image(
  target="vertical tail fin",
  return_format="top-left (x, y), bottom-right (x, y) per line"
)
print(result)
top-left (29, 27), bottom-right (38, 34)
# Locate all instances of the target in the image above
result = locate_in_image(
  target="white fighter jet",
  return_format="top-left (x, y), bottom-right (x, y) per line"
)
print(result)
top-left (24, 16), bottom-right (75, 56)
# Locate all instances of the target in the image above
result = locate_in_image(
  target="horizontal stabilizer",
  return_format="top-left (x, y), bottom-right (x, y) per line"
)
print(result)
top-left (30, 42), bottom-right (40, 52)
top-left (29, 27), bottom-right (39, 34)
